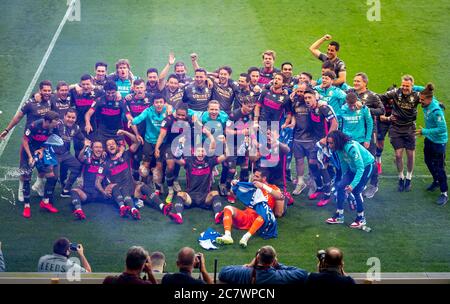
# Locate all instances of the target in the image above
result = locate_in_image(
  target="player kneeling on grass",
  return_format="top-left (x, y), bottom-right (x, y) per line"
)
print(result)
top-left (325, 130), bottom-right (375, 229)
top-left (216, 168), bottom-right (282, 248)
top-left (95, 130), bottom-right (144, 219)
top-left (166, 140), bottom-right (227, 225)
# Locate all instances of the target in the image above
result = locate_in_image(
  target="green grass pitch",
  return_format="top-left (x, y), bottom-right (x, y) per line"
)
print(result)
top-left (0, 0), bottom-right (449, 273)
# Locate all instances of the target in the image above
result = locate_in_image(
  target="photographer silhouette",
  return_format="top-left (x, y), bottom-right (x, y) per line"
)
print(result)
top-left (219, 245), bottom-right (308, 284)
top-left (306, 247), bottom-right (355, 286)
top-left (162, 247), bottom-right (213, 284)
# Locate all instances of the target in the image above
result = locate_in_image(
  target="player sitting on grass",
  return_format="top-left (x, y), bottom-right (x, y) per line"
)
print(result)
top-left (166, 139), bottom-right (227, 225)
top-left (216, 168), bottom-right (282, 248)
top-left (95, 130), bottom-right (143, 219)
top-left (70, 139), bottom-right (108, 220)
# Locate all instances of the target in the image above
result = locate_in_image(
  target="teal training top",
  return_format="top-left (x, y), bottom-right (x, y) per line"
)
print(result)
top-left (116, 78), bottom-right (133, 98)
top-left (335, 140), bottom-right (375, 189)
top-left (199, 110), bottom-right (229, 137)
top-left (314, 85), bottom-right (347, 115)
top-left (338, 104), bottom-right (373, 143)
top-left (421, 100), bottom-right (448, 144)
top-left (132, 105), bottom-right (168, 144)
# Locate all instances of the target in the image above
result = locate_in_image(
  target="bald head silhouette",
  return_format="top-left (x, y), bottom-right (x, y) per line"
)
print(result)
top-left (177, 247), bottom-right (196, 270)
top-left (324, 247), bottom-right (343, 268)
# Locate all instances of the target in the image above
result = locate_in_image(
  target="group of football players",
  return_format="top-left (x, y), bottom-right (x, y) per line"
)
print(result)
top-left (1, 34), bottom-right (447, 246)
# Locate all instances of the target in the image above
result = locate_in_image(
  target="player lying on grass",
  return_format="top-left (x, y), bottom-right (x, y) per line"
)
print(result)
top-left (216, 168), bottom-right (282, 248)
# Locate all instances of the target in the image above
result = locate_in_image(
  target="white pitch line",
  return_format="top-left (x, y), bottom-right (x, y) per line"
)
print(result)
top-left (0, 0), bottom-right (77, 158)
top-left (379, 175), bottom-right (449, 179)
top-left (0, 178), bottom-right (19, 182)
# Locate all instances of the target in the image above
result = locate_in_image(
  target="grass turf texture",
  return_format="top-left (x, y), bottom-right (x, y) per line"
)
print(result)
top-left (0, 0), bottom-right (449, 273)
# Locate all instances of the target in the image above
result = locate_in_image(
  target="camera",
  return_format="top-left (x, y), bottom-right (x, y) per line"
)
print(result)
top-left (317, 249), bottom-right (326, 262)
top-left (194, 254), bottom-right (202, 268)
top-left (69, 243), bottom-right (79, 252)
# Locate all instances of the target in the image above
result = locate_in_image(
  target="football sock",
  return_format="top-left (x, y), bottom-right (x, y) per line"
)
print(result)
top-left (223, 208), bottom-right (233, 231)
top-left (173, 195), bottom-right (184, 214)
top-left (23, 180), bottom-right (31, 204)
top-left (211, 195), bottom-right (223, 214)
top-left (248, 216), bottom-right (264, 235)
top-left (406, 171), bottom-right (413, 180)
top-left (112, 187), bottom-right (124, 207)
top-left (44, 176), bottom-right (57, 201)
top-left (70, 191), bottom-right (82, 210)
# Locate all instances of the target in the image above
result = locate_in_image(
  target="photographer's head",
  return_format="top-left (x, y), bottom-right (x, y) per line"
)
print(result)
top-left (53, 237), bottom-right (71, 257)
top-left (256, 245), bottom-right (277, 267)
top-left (150, 251), bottom-right (166, 273)
top-left (176, 247), bottom-right (196, 271)
top-left (126, 246), bottom-right (150, 273)
top-left (249, 245), bottom-right (278, 284)
top-left (318, 247), bottom-right (344, 274)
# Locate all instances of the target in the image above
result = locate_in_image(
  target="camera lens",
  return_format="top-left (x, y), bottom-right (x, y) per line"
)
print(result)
top-left (317, 249), bottom-right (326, 261)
